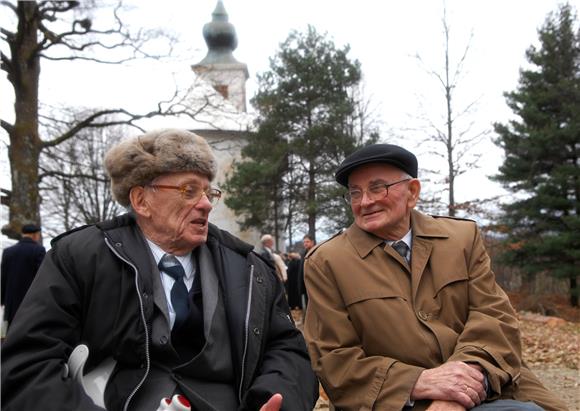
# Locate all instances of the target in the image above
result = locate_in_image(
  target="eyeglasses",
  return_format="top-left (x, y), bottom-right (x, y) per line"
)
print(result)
top-left (343, 178), bottom-right (411, 204)
top-left (147, 184), bottom-right (222, 205)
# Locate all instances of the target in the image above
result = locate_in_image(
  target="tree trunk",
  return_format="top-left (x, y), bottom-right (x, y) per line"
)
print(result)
top-left (273, 181), bottom-right (280, 250)
top-left (444, 23), bottom-right (455, 217)
top-left (307, 161), bottom-right (316, 242)
top-left (570, 276), bottom-right (578, 307)
top-left (3, 2), bottom-right (42, 239)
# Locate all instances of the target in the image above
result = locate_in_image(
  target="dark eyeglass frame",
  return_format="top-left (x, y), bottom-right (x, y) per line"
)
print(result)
top-left (147, 184), bottom-right (222, 205)
top-left (343, 178), bottom-right (412, 204)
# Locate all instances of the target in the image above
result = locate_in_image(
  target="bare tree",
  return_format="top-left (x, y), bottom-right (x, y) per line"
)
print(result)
top-left (40, 120), bottom-right (126, 237)
top-left (0, 1), bottom-right (231, 238)
top-left (412, 5), bottom-right (489, 216)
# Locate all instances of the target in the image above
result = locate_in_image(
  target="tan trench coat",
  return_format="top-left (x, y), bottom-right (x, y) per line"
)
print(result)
top-left (304, 210), bottom-right (566, 411)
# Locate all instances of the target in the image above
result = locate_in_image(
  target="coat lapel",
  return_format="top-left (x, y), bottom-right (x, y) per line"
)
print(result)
top-left (347, 224), bottom-right (411, 273)
top-left (409, 210), bottom-right (449, 299)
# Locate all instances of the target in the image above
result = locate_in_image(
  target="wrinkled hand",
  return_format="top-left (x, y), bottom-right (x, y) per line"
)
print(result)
top-left (259, 394), bottom-right (283, 411)
top-left (411, 361), bottom-right (486, 409)
top-left (426, 400), bottom-right (466, 411)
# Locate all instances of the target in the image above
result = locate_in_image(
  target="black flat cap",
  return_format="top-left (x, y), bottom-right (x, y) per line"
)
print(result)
top-left (335, 144), bottom-right (418, 187)
top-left (21, 224), bottom-right (41, 234)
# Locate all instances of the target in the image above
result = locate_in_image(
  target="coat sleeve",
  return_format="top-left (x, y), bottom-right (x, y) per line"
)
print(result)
top-left (240, 261), bottom-right (319, 411)
top-left (1, 248), bottom-right (8, 305)
top-left (0, 247), bottom-right (103, 411)
top-left (33, 244), bottom-right (47, 273)
top-left (304, 256), bottom-right (424, 411)
top-left (446, 225), bottom-right (522, 397)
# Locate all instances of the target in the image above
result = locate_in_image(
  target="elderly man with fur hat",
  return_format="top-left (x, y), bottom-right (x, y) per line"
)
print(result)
top-left (1, 129), bottom-right (318, 411)
top-left (303, 144), bottom-right (566, 411)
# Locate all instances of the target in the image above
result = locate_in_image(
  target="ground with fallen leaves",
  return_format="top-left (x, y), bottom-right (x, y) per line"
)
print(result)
top-left (300, 293), bottom-right (580, 410)
top-left (519, 311), bottom-right (579, 410)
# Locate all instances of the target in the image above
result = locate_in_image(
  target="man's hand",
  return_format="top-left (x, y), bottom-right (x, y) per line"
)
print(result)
top-left (411, 361), bottom-right (486, 409)
top-left (259, 394), bottom-right (283, 411)
top-left (426, 400), bottom-right (466, 411)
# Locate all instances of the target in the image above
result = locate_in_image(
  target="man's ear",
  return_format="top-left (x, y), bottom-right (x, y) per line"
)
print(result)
top-left (407, 179), bottom-right (421, 208)
top-left (129, 186), bottom-right (151, 218)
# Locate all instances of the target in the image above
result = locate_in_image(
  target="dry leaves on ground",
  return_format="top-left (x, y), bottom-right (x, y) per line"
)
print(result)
top-left (518, 313), bottom-right (580, 369)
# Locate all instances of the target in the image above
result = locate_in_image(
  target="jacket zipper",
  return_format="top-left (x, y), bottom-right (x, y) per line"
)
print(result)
top-left (238, 264), bottom-right (254, 403)
top-left (105, 238), bottom-right (151, 411)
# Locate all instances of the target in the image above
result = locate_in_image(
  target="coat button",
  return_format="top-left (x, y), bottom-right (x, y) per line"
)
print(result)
top-left (160, 335), bottom-right (168, 345)
top-left (256, 276), bottom-right (263, 284)
top-left (115, 242), bottom-right (122, 247)
top-left (418, 310), bottom-right (428, 321)
top-left (253, 327), bottom-right (261, 335)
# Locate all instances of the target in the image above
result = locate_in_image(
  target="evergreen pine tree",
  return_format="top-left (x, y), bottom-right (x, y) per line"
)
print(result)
top-left (224, 26), bottom-right (378, 245)
top-left (493, 3), bottom-right (580, 306)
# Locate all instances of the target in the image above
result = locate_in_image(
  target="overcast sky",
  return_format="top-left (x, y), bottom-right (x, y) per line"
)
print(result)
top-left (0, 0), bottom-right (574, 236)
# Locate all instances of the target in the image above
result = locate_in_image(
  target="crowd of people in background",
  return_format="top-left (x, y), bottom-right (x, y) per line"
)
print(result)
top-left (259, 233), bottom-right (315, 313)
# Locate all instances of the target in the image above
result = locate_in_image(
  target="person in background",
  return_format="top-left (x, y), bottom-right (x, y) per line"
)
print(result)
top-left (285, 252), bottom-right (302, 310)
top-left (303, 143), bottom-right (566, 411)
top-left (1, 129), bottom-right (318, 411)
top-left (297, 234), bottom-right (315, 310)
top-left (1, 223), bottom-right (46, 328)
top-left (259, 234), bottom-right (287, 284)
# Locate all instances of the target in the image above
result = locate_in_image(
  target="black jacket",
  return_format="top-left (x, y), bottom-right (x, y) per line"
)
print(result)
top-left (1, 214), bottom-right (318, 410)
top-left (1, 237), bottom-right (46, 323)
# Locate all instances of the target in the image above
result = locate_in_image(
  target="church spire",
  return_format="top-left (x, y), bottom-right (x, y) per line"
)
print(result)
top-left (198, 0), bottom-right (239, 65)
top-left (192, 0), bottom-right (248, 112)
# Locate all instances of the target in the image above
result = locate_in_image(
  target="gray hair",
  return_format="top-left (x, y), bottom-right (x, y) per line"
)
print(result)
top-left (261, 234), bottom-right (273, 244)
top-left (104, 129), bottom-right (217, 207)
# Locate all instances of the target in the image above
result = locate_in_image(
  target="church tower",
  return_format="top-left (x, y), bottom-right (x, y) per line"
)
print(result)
top-left (192, 0), bottom-right (249, 113)
top-left (191, 1), bottom-right (261, 247)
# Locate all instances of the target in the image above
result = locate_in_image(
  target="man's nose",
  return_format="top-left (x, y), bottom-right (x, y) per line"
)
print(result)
top-left (359, 190), bottom-right (375, 206)
top-left (196, 193), bottom-right (213, 209)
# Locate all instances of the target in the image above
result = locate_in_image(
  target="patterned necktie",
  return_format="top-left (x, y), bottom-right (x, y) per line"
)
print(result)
top-left (392, 241), bottom-right (410, 264)
top-left (158, 254), bottom-right (189, 330)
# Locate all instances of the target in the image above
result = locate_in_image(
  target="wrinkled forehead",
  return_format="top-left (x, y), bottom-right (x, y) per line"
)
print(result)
top-left (150, 171), bottom-right (211, 187)
top-left (347, 162), bottom-right (407, 187)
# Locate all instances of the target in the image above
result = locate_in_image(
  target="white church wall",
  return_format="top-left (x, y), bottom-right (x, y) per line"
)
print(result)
top-left (203, 134), bottom-right (262, 248)
top-left (195, 65), bottom-right (248, 113)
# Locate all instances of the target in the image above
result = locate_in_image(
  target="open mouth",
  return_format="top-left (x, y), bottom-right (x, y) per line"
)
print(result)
top-left (191, 218), bottom-right (207, 227)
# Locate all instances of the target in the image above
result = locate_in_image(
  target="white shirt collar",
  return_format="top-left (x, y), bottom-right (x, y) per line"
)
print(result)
top-left (145, 239), bottom-right (195, 281)
top-left (385, 229), bottom-right (413, 250)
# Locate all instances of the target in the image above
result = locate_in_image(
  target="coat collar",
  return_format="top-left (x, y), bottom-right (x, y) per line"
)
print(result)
top-left (345, 209), bottom-right (449, 259)
top-left (411, 209), bottom-right (449, 240)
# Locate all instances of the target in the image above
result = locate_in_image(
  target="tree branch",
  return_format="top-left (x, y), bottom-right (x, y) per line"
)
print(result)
top-left (1, 118), bottom-right (14, 134)
top-left (0, 0), bottom-right (17, 14)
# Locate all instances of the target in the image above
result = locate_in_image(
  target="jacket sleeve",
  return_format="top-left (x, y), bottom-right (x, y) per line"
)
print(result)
top-left (446, 225), bottom-right (522, 398)
top-left (34, 244), bottom-right (47, 273)
top-left (304, 256), bottom-right (424, 411)
top-left (1, 247), bottom-right (103, 411)
top-left (1, 249), bottom-right (8, 305)
top-left (241, 260), bottom-right (319, 411)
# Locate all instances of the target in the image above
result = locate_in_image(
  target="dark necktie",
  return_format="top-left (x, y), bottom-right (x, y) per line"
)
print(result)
top-left (392, 241), bottom-right (410, 264)
top-left (158, 254), bottom-right (189, 330)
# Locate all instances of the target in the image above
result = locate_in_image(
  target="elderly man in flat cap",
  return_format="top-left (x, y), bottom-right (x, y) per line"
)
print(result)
top-left (303, 144), bottom-right (565, 411)
top-left (1, 129), bottom-right (318, 411)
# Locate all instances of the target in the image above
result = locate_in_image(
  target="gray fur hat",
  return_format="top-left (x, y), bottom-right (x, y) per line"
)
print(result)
top-left (104, 129), bottom-right (217, 207)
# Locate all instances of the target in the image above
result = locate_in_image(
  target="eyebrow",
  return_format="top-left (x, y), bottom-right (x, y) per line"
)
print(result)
top-left (152, 178), bottom-right (208, 189)
top-left (349, 178), bottom-right (388, 189)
